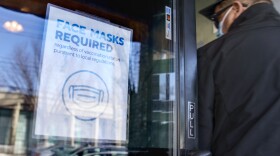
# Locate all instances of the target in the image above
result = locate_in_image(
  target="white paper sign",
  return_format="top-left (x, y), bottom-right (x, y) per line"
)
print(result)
top-left (34, 4), bottom-right (132, 142)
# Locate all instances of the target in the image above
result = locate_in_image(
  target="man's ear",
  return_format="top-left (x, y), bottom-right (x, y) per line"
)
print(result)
top-left (231, 1), bottom-right (246, 19)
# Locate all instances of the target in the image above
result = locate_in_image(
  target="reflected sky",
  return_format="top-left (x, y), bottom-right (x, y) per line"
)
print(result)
top-left (0, 7), bottom-right (43, 93)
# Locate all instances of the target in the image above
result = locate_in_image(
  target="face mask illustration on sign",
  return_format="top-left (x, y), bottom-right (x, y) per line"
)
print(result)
top-left (68, 85), bottom-right (104, 109)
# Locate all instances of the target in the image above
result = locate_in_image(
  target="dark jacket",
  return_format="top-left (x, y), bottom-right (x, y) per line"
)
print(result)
top-left (198, 3), bottom-right (280, 156)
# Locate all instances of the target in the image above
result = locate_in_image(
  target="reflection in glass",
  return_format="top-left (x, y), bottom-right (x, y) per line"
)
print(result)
top-left (0, 6), bottom-right (43, 155)
top-left (3, 20), bottom-right (24, 33)
top-left (0, 0), bottom-right (175, 155)
top-left (129, 42), bottom-right (141, 93)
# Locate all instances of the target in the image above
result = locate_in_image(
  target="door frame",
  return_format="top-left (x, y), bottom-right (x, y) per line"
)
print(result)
top-left (174, 0), bottom-right (198, 155)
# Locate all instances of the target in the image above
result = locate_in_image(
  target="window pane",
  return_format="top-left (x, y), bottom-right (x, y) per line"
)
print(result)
top-left (0, 0), bottom-right (176, 155)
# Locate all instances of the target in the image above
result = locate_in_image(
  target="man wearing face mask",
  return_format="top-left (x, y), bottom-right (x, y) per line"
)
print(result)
top-left (197, 0), bottom-right (280, 155)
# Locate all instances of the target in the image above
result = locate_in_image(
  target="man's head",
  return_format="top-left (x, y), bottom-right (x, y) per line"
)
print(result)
top-left (200, 0), bottom-right (273, 35)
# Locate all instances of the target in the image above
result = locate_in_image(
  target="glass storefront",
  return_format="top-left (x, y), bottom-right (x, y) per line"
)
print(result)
top-left (0, 0), bottom-right (193, 155)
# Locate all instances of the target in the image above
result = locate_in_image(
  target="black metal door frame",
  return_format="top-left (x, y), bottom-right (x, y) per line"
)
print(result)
top-left (174, 0), bottom-right (198, 155)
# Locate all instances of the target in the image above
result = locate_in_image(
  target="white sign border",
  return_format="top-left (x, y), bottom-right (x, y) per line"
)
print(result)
top-left (32, 3), bottom-right (133, 145)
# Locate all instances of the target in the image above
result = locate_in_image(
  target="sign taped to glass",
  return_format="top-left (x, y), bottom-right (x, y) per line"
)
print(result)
top-left (34, 4), bottom-right (132, 142)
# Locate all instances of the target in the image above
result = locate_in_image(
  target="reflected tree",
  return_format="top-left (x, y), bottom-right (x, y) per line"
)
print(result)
top-left (0, 41), bottom-right (41, 110)
top-left (0, 39), bottom-right (41, 150)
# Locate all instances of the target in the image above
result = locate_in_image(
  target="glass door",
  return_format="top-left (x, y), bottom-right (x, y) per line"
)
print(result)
top-left (0, 0), bottom-right (183, 155)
